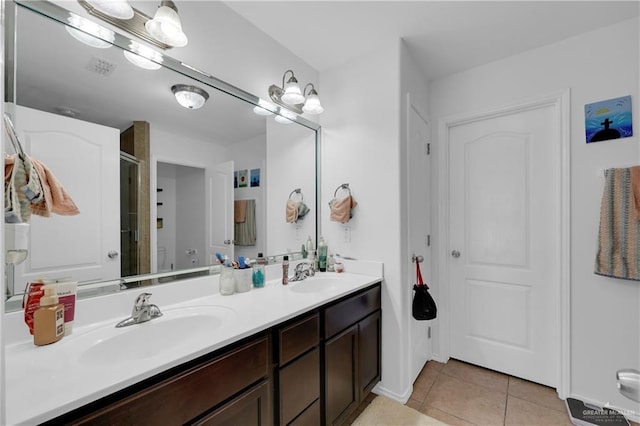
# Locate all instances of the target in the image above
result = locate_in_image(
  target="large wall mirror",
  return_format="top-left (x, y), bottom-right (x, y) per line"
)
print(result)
top-left (4, 0), bottom-right (319, 310)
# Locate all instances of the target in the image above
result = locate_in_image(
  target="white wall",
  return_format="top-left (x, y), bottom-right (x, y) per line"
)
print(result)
top-left (429, 17), bottom-right (640, 415)
top-left (266, 119), bottom-right (316, 256)
top-left (320, 39), bottom-right (410, 400)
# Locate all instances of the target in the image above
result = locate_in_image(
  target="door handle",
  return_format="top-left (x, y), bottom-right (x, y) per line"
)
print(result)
top-left (107, 250), bottom-right (119, 259)
top-left (224, 240), bottom-right (232, 245)
top-left (451, 250), bottom-right (461, 258)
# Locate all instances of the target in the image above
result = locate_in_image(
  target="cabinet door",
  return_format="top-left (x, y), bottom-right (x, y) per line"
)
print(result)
top-left (324, 324), bottom-right (358, 426)
top-left (358, 311), bottom-right (381, 397)
top-left (280, 348), bottom-right (320, 425)
top-left (194, 380), bottom-right (271, 426)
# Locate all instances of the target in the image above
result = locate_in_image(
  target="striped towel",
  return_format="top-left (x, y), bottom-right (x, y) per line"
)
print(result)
top-left (595, 167), bottom-right (640, 280)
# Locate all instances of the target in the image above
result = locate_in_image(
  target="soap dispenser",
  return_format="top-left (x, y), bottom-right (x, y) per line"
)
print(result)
top-left (33, 285), bottom-right (64, 346)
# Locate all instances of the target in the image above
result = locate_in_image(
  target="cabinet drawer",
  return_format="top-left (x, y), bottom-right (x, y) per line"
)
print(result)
top-left (324, 285), bottom-right (381, 339)
top-left (278, 312), bottom-right (319, 366)
top-left (73, 336), bottom-right (270, 425)
top-left (279, 348), bottom-right (320, 425)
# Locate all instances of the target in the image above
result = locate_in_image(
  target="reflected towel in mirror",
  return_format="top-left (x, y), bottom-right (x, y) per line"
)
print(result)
top-left (30, 157), bottom-right (79, 217)
top-left (235, 199), bottom-right (256, 246)
top-left (234, 199), bottom-right (247, 223)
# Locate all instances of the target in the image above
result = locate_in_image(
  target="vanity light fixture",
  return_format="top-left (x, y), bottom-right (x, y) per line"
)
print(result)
top-left (84, 0), bottom-right (134, 20)
top-left (145, 0), bottom-right (188, 47)
top-left (252, 99), bottom-right (276, 116)
top-left (269, 70), bottom-right (324, 115)
top-left (66, 15), bottom-right (115, 49)
top-left (171, 84), bottom-right (209, 109)
top-left (124, 42), bottom-right (163, 70)
top-left (301, 83), bottom-right (324, 115)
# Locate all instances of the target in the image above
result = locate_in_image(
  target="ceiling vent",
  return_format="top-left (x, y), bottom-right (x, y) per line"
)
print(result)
top-left (85, 56), bottom-right (117, 76)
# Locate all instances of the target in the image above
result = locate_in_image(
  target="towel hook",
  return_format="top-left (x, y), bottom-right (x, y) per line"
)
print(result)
top-left (3, 113), bottom-right (26, 159)
top-left (289, 188), bottom-right (303, 201)
top-left (333, 183), bottom-right (351, 198)
top-left (412, 254), bottom-right (424, 263)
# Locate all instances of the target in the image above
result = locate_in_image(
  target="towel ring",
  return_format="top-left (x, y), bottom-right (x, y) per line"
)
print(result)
top-left (333, 183), bottom-right (351, 198)
top-left (289, 188), bottom-right (304, 201)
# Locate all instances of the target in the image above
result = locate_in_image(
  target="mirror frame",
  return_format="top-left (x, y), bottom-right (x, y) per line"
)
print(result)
top-left (5, 0), bottom-right (321, 300)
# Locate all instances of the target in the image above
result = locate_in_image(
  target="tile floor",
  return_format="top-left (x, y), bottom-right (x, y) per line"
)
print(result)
top-left (405, 359), bottom-right (571, 425)
top-left (404, 359), bottom-right (638, 426)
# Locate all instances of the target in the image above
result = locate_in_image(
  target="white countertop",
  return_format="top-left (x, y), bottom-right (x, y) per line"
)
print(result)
top-left (4, 261), bottom-right (383, 425)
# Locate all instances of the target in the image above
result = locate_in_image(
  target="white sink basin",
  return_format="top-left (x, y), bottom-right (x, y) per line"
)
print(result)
top-left (288, 276), bottom-right (346, 294)
top-left (77, 305), bottom-right (236, 365)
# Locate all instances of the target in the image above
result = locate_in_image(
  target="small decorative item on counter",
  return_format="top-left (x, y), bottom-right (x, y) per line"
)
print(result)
top-left (33, 284), bottom-right (65, 346)
top-left (335, 258), bottom-right (344, 273)
top-left (219, 265), bottom-right (235, 295)
top-left (252, 263), bottom-right (265, 288)
top-left (318, 236), bottom-right (328, 272)
top-left (282, 255), bottom-right (289, 285)
top-left (23, 280), bottom-right (45, 335)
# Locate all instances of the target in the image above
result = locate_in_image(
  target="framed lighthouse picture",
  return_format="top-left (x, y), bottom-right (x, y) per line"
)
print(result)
top-left (585, 95), bottom-right (633, 143)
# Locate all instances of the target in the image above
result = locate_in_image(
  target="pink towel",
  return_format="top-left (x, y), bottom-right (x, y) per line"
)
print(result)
top-left (330, 195), bottom-right (357, 223)
top-left (286, 200), bottom-right (298, 223)
top-left (30, 158), bottom-right (79, 217)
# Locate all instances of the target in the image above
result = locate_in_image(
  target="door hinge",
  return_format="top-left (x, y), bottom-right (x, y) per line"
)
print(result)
top-left (425, 143), bottom-right (431, 156)
top-left (427, 235), bottom-right (431, 247)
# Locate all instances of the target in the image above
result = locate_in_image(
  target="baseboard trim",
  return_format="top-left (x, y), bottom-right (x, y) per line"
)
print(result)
top-left (372, 382), bottom-right (413, 404)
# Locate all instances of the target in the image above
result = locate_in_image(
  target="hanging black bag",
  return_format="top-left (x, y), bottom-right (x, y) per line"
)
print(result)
top-left (412, 260), bottom-right (437, 321)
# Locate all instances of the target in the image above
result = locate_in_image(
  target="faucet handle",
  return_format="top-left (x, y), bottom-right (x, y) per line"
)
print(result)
top-left (133, 292), bottom-right (152, 311)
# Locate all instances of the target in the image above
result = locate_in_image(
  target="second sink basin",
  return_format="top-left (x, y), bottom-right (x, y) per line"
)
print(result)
top-left (288, 275), bottom-right (346, 294)
top-left (77, 305), bottom-right (236, 365)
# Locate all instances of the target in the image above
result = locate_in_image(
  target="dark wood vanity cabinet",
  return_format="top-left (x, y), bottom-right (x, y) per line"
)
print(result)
top-left (323, 285), bottom-right (382, 426)
top-left (275, 312), bottom-right (321, 426)
top-left (47, 282), bottom-right (381, 426)
top-left (57, 334), bottom-right (272, 426)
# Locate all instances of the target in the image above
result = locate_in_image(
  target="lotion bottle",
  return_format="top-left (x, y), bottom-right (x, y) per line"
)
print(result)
top-left (33, 285), bottom-right (65, 346)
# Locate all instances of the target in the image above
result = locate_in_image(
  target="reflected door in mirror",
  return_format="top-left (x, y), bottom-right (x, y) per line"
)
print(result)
top-left (11, 106), bottom-right (120, 292)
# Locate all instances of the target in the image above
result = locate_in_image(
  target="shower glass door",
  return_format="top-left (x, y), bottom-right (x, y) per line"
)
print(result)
top-left (120, 153), bottom-right (140, 277)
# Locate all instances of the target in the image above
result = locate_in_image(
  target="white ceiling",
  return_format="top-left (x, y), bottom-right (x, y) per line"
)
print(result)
top-left (225, 1), bottom-right (640, 81)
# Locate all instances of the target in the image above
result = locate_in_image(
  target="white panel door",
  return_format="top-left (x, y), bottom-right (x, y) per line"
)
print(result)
top-left (209, 160), bottom-right (234, 263)
top-left (408, 102), bottom-right (432, 380)
top-left (12, 106), bottom-right (120, 291)
top-left (448, 104), bottom-right (559, 387)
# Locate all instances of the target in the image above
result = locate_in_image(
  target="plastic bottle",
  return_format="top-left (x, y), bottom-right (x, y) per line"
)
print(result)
top-left (306, 236), bottom-right (313, 256)
top-left (327, 254), bottom-right (335, 272)
top-left (318, 236), bottom-right (327, 272)
top-left (256, 252), bottom-right (268, 265)
top-left (282, 255), bottom-right (289, 285)
top-left (33, 285), bottom-right (65, 346)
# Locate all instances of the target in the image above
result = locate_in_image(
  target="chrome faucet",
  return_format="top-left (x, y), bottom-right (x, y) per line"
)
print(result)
top-left (290, 261), bottom-right (315, 282)
top-left (116, 292), bottom-right (163, 328)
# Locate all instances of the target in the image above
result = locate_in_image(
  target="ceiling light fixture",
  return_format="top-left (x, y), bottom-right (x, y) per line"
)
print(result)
top-left (171, 84), bottom-right (209, 109)
top-left (269, 70), bottom-right (324, 115)
top-left (84, 0), bottom-right (134, 20)
top-left (145, 0), bottom-right (188, 47)
top-left (124, 42), bottom-right (163, 70)
top-left (66, 15), bottom-right (115, 48)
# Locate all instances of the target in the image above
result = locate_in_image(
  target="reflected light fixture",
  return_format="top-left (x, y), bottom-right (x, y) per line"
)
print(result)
top-left (274, 109), bottom-right (297, 125)
top-left (269, 69), bottom-right (324, 115)
top-left (124, 42), bottom-right (163, 70)
top-left (66, 15), bottom-right (115, 48)
top-left (145, 0), bottom-right (188, 47)
top-left (253, 99), bottom-right (275, 116)
top-left (84, 0), bottom-right (134, 20)
top-left (171, 84), bottom-right (209, 109)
